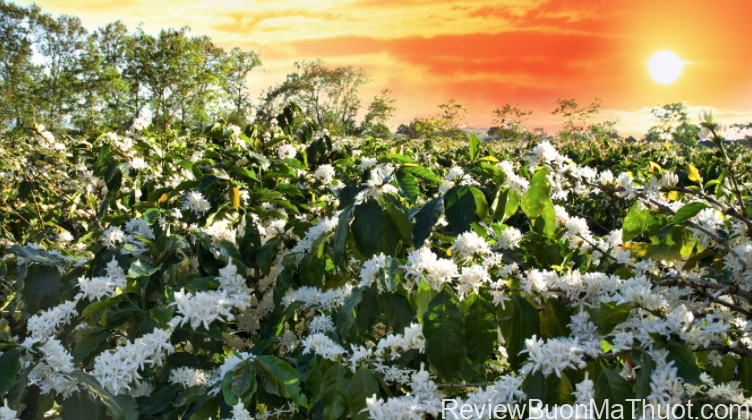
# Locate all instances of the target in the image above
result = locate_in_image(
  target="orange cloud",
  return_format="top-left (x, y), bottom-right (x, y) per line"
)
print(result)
top-left (14, 0), bottom-right (752, 133)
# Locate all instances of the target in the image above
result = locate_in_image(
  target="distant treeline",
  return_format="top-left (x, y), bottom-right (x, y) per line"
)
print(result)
top-left (0, 1), bottom-right (264, 133)
top-left (0, 1), bottom-right (404, 137)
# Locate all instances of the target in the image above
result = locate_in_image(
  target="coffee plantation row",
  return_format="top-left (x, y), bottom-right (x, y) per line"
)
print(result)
top-left (0, 103), bottom-right (751, 420)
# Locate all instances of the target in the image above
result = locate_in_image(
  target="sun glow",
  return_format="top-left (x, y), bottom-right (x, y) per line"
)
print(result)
top-left (648, 51), bottom-right (684, 84)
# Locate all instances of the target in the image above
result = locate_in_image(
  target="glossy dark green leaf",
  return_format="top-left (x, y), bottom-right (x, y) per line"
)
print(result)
top-left (396, 171), bottom-right (419, 203)
top-left (0, 349), bottom-right (22, 396)
top-left (445, 186), bottom-right (476, 234)
top-left (586, 302), bottom-right (633, 335)
top-left (594, 369), bottom-right (635, 420)
top-left (72, 329), bottom-right (111, 363)
top-left (399, 165), bottom-right (440, 184)
top-left (331, 205), bottom-right (354, 265)
top-left (463, 295), bottom-right (496, 364)
top-left (666, 344), bottom-right (701, 385)
top-left (507, 294), bottom-right (540, 370)
top-left (62, 391), bottom-right (102, 420)
top-left (30, 265), bottom-right (61, 310)
top-left (383, 198), bottom-right (413, 248)
top-left (142, 385), bottom-right (178, 415)
top-left (352, 200), bottom-right (383, 258)
top-left (423, 291), bottom-right (464, 380)
top-left (127, 259), bottom-right (159, 278)
top-left (321, 363), bottom-right (349, 420)
top-left (232, 360), bottom-right (256, 398)
top-left (69, 370), bottom-right (128, 420)
top-left (381, 292), bottom-right (415, 334)
top-left (257, 356), bottom-right (306, 406)
top-left (348, 367), bottom-right (379, 420)
top-left (412, 196), bottom-right (443, 248)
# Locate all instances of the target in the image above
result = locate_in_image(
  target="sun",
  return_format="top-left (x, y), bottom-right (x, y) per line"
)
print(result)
top-left (648, 51), bottom-right (684, 84)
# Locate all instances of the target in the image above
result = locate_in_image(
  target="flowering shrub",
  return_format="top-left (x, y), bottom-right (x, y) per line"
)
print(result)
top-left (0, 107), bottom-right (751, 419)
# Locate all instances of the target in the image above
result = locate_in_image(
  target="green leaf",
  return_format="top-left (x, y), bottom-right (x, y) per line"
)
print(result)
top-left (711, 355), bottom-right (736, 385)
top-left (634, 351), bottom-right (653, 400)
top-left (72, 329), bottom-right (111, 363)
top-left (82, 296), bottom-right (125, 317)
top-left (69, 370), bottom-right (128, 420)
top-left (332, 205), bottom-right (354, 265)
top-left (666, 344), bottom-right (701, 385)
top-left (142, 208), bottom-right (161, 225)
top-left (31, 265), bottom-right (62, 310)
top-left (348, 367), bottom-right (379, 420)
top-left (503, 189), bottom-right (520, 222)
top-left (198, 175), bottom-right (221, 191)
top-left (537, 200), bottom-right (556, 238)
top-left (337, 287), bottom-right (364, 338)
top-left (127, 259), bottom-right (159, 278)
top-left (400, 165), bottom-right (440, 184)
top-left (541, 298), bottom-right (572, 339)
top-left (416, 279), bottom-right (438, 322)
top-left (141, 385), bottom-right (178, 415)
top-left (738, 358), bottom-right (752, 395)
top-left (254, 357), bottom-right (279, 395)
top-left (594, 369), bottom-right (635, 420)
top-left (468, 132), bottom-right (481, 161)
top-left (412, 196), bottom-right (443, 248)
top-left (521, 167), bottom-right (551, 219)
top-left (463, 295), bottom-right (497, 364)
top-left (673, 203), bottom-right (709, 223)
top-left (62, 391), bottom-right (102, 420)
top-left (257, 356), bottom-right (306, 406)
top-left (506, 294), bottom-right (540, 370)
top-left (352, 200), bottom-right (384, 258)
top-left (381, 292), bottom-right (416, 334)
top-left (232, 360), bottom-right (256, 399)
top-left (299, 251), bottom-right (325, 288)
top-left (255, 238), bottom-right (280, 275)
top-left (396, 172), bottom-right (419, 203)
top-left (444, 186), bottom-right (477, 234)
top-left (383, 199), bottom-right (413, 248)
top-left (468, 187), bottom-right (488, 219)
top-left (423, 291), bottom-right (465, 380)
top-left (622, 203), bottom-right (656, 242)
top-left (524, 370), bottom-right (547, 402)
top-left (0, 349), bottom-right (22, 396)
top-left (321, 363), bottom-right (349, 420)
top-left (546, 373), bottom-right (575, 406)
top-left (586, 302), bottom-right (633, 335)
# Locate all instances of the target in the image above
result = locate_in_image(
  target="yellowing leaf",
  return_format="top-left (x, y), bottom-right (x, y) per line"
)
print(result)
top-left (686, 163), bottom-right (703, 183)
top-left (158, 193), bottom-right (169, 203)
top-left (667, 191), bottom-right (679, 201)
top-left (648, 161), bottom-right (662, 173)
top-left (479, 156), bottom-right (499, 163)
top-left (230, 186), bottom-right (240, 209)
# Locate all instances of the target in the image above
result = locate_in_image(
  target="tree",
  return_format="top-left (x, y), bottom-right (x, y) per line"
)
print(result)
top-left (0, 1), bottom-right (42, 130)
top-left (222, 47), bottom-right (261, 124)
top-left (551, 98), bottom-right (607, 139)
top-left (260, 59), bottom-right (370, 134)
top-left (360, 88), bottom-right (396, 138)
top-left (488, 103), bottom-right (532, 141)
top-left (35, 12), bottom-right (89, 129)
top-left (94, 21), bottom-right (132, 130)
top-left (132, 27), bottom-right (206, 131)
top-left (644, 101), bottom-right (700, 145)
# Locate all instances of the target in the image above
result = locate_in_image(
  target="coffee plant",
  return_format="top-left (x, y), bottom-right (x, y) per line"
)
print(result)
top-left (0, 105), bottom-right (751, 420)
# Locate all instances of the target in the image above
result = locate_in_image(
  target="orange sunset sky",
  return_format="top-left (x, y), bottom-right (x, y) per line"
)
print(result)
top-left (16, 0), bottom-right (752, 135)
